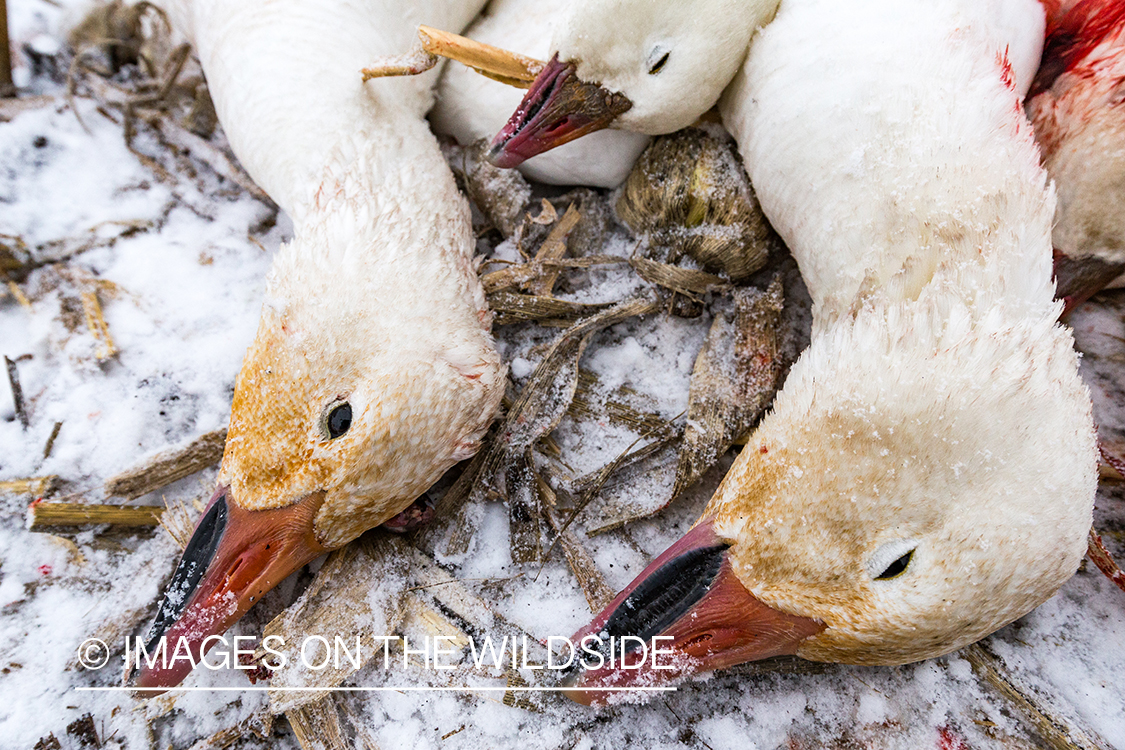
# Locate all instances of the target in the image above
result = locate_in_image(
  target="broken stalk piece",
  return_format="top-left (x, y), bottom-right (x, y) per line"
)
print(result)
top-left (28, 501), bottom-right (163, 528)
top-left (361, 25), bottom-right (544, 88)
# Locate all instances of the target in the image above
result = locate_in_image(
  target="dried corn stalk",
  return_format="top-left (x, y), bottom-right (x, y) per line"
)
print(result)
top-left (104, 428), bottom-right (226, 499)
top-left (673, 278), bottom-right (786, 498)
top-left (540, 475), bottom-right (615, 612)
top-left (4, 354), bottom-right (28, 428)
top-left (28, 502), bottom-right (163, 528)
top-left (527, 204), bottom-right (581, 297)
top-left (617, 127), bottom-right (773, 281)
top-left (286, 696), bottom-right (348, 750)
top-left (402, 545), bottom-right (549, 666)
top-left (482, 255), bottom-right (626, 295)
top-left (80, 289), bottom-right (118, 360)
top-left (362, 25), bottom-right (544, 88)
top-left (186, 711), bottom-right (273, 750)
top-left (963, 643), bottom-right (1114, 750)
top-left (0, 475), bottom-right (56, 496)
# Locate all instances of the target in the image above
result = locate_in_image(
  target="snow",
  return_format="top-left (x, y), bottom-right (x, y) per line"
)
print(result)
top-left (0, 1), bottom-right (1123, 748)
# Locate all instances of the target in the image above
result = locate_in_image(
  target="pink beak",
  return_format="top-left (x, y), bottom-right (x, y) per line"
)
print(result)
top-left (561, 519), bottom-right (824, 706)
top-left (128, 485), bottom-right (328, 693)
top-left (487, 53), bottom-right (632, 168)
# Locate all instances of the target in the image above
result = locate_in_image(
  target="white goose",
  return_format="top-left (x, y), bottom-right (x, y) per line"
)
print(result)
top-left (561, 0), bottom-right (1098, 702)
top-left (130, 0), bottom-right (504, 691)
top-left (430, 0), bottom-right (651, 187)
top-left (486, 0), bottom-right (781, 167)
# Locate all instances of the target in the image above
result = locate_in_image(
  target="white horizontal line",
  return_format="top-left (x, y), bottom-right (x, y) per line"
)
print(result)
top-left (75, 686), bottom-right (675, 693)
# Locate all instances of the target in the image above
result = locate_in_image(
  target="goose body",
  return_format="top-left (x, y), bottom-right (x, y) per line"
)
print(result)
top-left (430, 0), bottom-right (651, 187)
top-left (563, 0), bottom-right (1098, 701)
top-left (1028, 0), bottom-right (1125, 307)
top-left (133, 0), bottom-right (504, 691)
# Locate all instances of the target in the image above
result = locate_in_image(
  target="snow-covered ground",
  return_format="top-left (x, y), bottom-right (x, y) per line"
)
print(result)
top-left (1, 1), bottom-right (1123, 748)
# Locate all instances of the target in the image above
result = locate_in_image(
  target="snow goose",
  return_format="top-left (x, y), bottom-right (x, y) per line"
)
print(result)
top-left (429, 0), bottom-right (651, 187)
top-left (561, 0), bottom-right (1098, 703)
top-left (1028, 0), bottom-right (1125, 310)
top-left (130, 0), bottom-right (503, 692)
top-left (486, 0), bottom-right (781, 167)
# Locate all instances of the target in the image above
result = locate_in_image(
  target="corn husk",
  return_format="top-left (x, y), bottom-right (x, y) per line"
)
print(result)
top-left (505, 451), bottom-right (542, 563)
top-left (673, 278), bottom-right (786, 497)
top-left (472, 294), bottom-right (660, 510)
top-left (617, 127), bottom-right (773, 281)
top-left (487, 291), bottom-right (614, 326)
top-left (540, 475), bottom-right (615, 612)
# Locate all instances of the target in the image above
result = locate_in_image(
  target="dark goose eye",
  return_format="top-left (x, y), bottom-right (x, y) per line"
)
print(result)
top-left (875, 549), bottom-right (914, 580)
top-left (326, 402), bottom-right (352, 439)
top-left (648, 51), bottom-right (670, 75)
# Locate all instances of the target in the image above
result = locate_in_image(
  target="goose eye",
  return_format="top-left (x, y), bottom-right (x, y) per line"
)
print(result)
top-left (867, 540), bottom-right (917, 581)
top-left (648, 51), bottom-right (670, 75)
top-left (875, 550), bottom-right (914, 580)
top-left (326, 402), bottom-right (352, 439)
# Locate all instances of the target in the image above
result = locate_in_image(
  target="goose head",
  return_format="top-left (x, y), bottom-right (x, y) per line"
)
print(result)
top-left (562, 304), bottom-right (1096, 704)
top-left (131, 176), bottom-right (503, 692)
top-left (487, 0), bottom-right (779, 167)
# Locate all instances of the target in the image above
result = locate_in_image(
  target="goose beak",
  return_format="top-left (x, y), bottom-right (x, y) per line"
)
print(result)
top-left (1053, 249), bottom-right (1124, 317)
top-left (487, 53), bottom-right (632, 168)
top-left (128, 485), bottom-right (328, 693)
top-left (560, 519), bottom-right (824, 706)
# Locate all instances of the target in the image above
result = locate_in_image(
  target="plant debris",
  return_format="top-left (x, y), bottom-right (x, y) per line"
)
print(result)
top-left (617, 127), bottom-right (775, 282)
top-left (104, 427), bottom-right (226, 499)
top-left (362, 24), bottom-right (544, 88)
top-left (673, 277), bottom-right (787, 498)
top-left (963, 643), bottom-right (1114, 750)
top-left (264, 535), bottom-right (409, 714)
top-left (28, 501), bottom-right (163, 529)
top-left (80, 288), bottom-right (117, 360)
top-left (0, 475), bottom-right (56, 497)
top-left (4, 354), bottom-right (28, 428)
top-left (1087, 528), bottom-right (1125, 594)
top-left (443, 139), bottom-right (531, 238)
top-left (470, 294), bottom-right (661, 517)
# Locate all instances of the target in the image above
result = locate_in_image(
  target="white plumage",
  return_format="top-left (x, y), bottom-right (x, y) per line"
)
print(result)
top-left (132, 0), bottom-right (505, 690)
top-left (713, 0), bottom-right (1097, 664)
top-left (562, 0), bottom-right (1100, 700)
top-left (551, 0), bottom-right (781, 135)
top-left (168, 0), bottom-right (504, 544)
